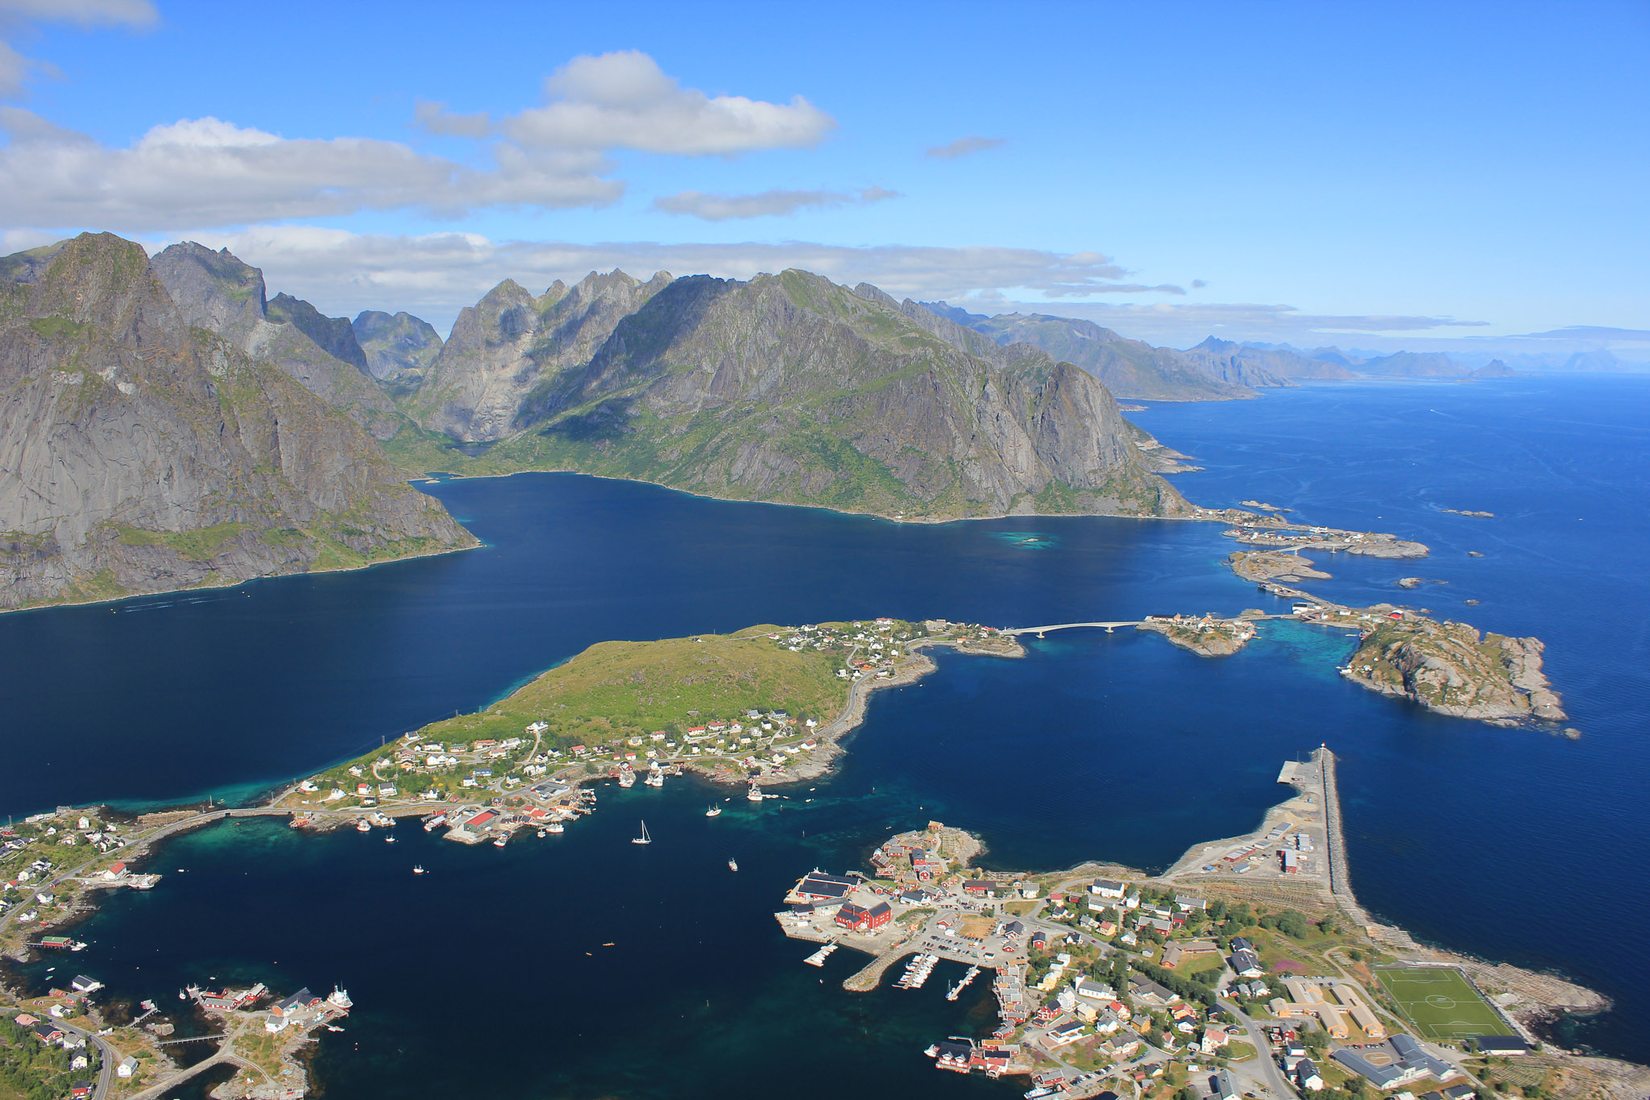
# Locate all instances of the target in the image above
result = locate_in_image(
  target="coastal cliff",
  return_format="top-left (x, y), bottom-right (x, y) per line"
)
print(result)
top-left (0, 233), bottom-right (474, 611)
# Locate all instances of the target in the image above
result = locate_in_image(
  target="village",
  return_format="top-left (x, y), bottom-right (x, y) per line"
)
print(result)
top-left (275, 617), bottom-right (1020, 850)
top-left (773, 754), bottom-right (1540, 1100)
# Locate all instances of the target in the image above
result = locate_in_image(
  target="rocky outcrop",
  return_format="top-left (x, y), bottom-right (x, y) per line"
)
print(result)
top-left (1345, 616), bottom-right (1566, 722)
top-left (449, 269), bottom-right (1186, 519)
top-left (1227, 550), bottom-right (1332, 582)
top-left (353, 309), bottom-right (443, 388)
top-left (409, 269), bottom-right (673, 441)
top-left (1138, 614), bottom-right (1257, 657)
top-left (151, 242), bottom-right (402, 439)
top-left (0, 233), bottom-right (474, 611)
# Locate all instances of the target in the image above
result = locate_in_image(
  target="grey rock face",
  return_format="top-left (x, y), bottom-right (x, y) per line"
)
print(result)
top-left (490, 269), bottom-right (1185, 518)
top-left (0, 233), bottom-right (473, 610)
top-left (152, 242), bottom-right (402, 439)
top-left (409, 269), bottom-right (673, 441)
top-left (353, 310), bottom-right (443, 385)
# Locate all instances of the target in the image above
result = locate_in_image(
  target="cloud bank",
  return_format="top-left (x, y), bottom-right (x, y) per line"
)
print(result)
top-left (653, 186), bottom-right (896, 221)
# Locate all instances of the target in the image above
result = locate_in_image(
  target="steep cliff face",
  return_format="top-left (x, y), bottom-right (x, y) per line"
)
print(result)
top-left (410, 269), bottom-right (673, 441)
top-left (0, 233), bottom-right (474, 611)
top-left (151, 242), bottom-right (402, 439)
top-left (353, 309), bottom-right (443, 388)
top-left (459, 269), bottom-right (1184, 518)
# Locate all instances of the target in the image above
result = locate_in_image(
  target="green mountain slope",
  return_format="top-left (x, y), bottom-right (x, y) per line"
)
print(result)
top-left (428, 269), bottom-right (1185, 519)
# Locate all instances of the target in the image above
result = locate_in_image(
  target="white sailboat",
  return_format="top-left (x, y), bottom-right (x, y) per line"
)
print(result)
top-left (632, 820), bottom-right (651, 845)
top-left (705, 803), bottom-right (722, 818)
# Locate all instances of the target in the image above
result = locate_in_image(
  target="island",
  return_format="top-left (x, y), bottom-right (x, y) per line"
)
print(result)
top-left (1228, 550), bottom-right (1333, 583)
top-left (1138, 613), bottom-right (1260, 657)
top-left (774, 748), bottom-right (1643, 1099)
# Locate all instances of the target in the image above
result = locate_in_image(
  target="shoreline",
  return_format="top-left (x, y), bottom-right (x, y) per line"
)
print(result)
top-left (0, 535), bottom-right (482, 620)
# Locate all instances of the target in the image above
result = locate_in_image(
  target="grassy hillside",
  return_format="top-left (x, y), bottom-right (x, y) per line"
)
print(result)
top-left (417, 625), bottom-right (848, 748)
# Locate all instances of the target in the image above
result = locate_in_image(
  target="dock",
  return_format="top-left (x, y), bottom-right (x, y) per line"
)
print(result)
top-left (804, 943), bottom-right (839, 967)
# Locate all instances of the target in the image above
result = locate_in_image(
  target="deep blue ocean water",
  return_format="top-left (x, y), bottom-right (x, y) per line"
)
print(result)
top-left (1, 375), bottom-right (1646, 1090)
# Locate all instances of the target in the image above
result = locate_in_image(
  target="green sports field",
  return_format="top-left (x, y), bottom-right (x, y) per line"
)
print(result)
top-left (1375, 966), bottom-right (1516, 1040)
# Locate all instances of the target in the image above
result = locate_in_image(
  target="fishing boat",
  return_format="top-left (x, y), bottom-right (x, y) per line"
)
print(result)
top-left (492, 835), bottom-right (508, 848)
top-left (705, 804), bottom-right (722, 818)
top-left (746, 783), bottom-right (764, 802)
top-left (727, 857), bottom-right (738, 872)
top-left (617, 764), bottom-right (636, 788)
top-left (412, 865), bottom-right (426, 875)
top-left (644, 765), bottom-right (664, 788)
top-left (355, 819), bottom-right (371, 833)
top-left (384, 834), bottom-right (396, 844)
top-left (632, 820), bottom-right (651, 845)
top-left (546, 821), bottom-right (565, 834)
top-left (536, 829), bottom-right (547, 838)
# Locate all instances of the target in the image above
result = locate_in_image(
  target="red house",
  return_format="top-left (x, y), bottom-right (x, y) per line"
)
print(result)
top-left (834, 901), bottom-right (893, 932)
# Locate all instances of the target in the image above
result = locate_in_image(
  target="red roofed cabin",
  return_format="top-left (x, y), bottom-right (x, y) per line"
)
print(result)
top-left (834, 901), bottom-right (893, 932)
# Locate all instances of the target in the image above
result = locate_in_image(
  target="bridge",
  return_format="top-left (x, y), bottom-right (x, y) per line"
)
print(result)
top-left (999, 621), bottom-right (1146, 637)
top-left (1001, 612), bottom-right (1299, 638)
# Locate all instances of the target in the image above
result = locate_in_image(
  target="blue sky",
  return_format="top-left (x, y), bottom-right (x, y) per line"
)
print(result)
top-left (0, 0), bottom-right (1645, 353)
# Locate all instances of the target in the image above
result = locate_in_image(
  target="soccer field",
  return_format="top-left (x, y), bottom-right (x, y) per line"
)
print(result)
top-left (1375, 966), bottom-right (1516, 1040)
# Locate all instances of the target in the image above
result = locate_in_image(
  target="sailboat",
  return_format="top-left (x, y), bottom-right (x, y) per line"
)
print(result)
top-left (632, 820), bottom-right (651, 845)
top-left (705, 803), bottom-right (722, 818)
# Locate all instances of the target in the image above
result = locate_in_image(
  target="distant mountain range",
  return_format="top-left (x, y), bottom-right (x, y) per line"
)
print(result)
top-left (0, 234), bottom-right (1199, 607)
top-left (917, 303), bottom-right (1535, 400)
top-left (8, 232), bottom-right (1634, 609)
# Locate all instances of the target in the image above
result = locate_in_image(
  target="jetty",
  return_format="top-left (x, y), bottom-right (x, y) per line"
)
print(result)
top-left (803, 942), bottom-right (839, 967)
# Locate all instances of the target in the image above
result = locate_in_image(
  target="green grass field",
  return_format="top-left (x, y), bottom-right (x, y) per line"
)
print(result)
top-left (1375, 966), bottom-right (1515, 1040)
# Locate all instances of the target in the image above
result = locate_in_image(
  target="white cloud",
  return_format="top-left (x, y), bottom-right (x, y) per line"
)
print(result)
top-left (0, 38), bottom-right (26, 96)
top-left (0, 0), bottom-right (156, 26)
top-left (0, 0), bottom-right (155, 101)
top-left (506, 50), bottom-right (834, 155)
top-left (925, 135), bottom-right (1005, 159)
top-left (413, 99), bottom-right (491, 138)
top-left (0, 113), bottom-right (621, 230)
top-left (653, 186), bottom-right (897, 221)
top-left (148, 226), bottom-right (1173, 334)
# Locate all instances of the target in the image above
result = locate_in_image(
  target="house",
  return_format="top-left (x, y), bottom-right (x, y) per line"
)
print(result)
top-left (962, 879), bottom-right (999, 897)
top-left (1046, 1020), bottom-right (1086, 1047)
top-left (116, 1055), bottom-right (138, 1078)
top-left (1090, 878), bottom-right (1126, 899)
top-left (1296, 1058), bottom-right (1324, 1091)
top-left (1210, 1070), bottom-right (1239, 1100)
top-left (1229, 948), bottom-right (1264, 977)
top-left (1075, 978), bottom-right (1111, 1001)
top-left (834, 901), bottom-right (892, 932)
top-left (70, 1083), bottom-right (94, 1099)
top-left (29, 1020), bottom-right (64, 1044)
top-left (69, 975), bottom-right (102, 994)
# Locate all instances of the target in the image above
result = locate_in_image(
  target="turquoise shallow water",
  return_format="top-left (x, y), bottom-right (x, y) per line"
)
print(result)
top-left (2, 375), bottom-right (1647, 1088)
